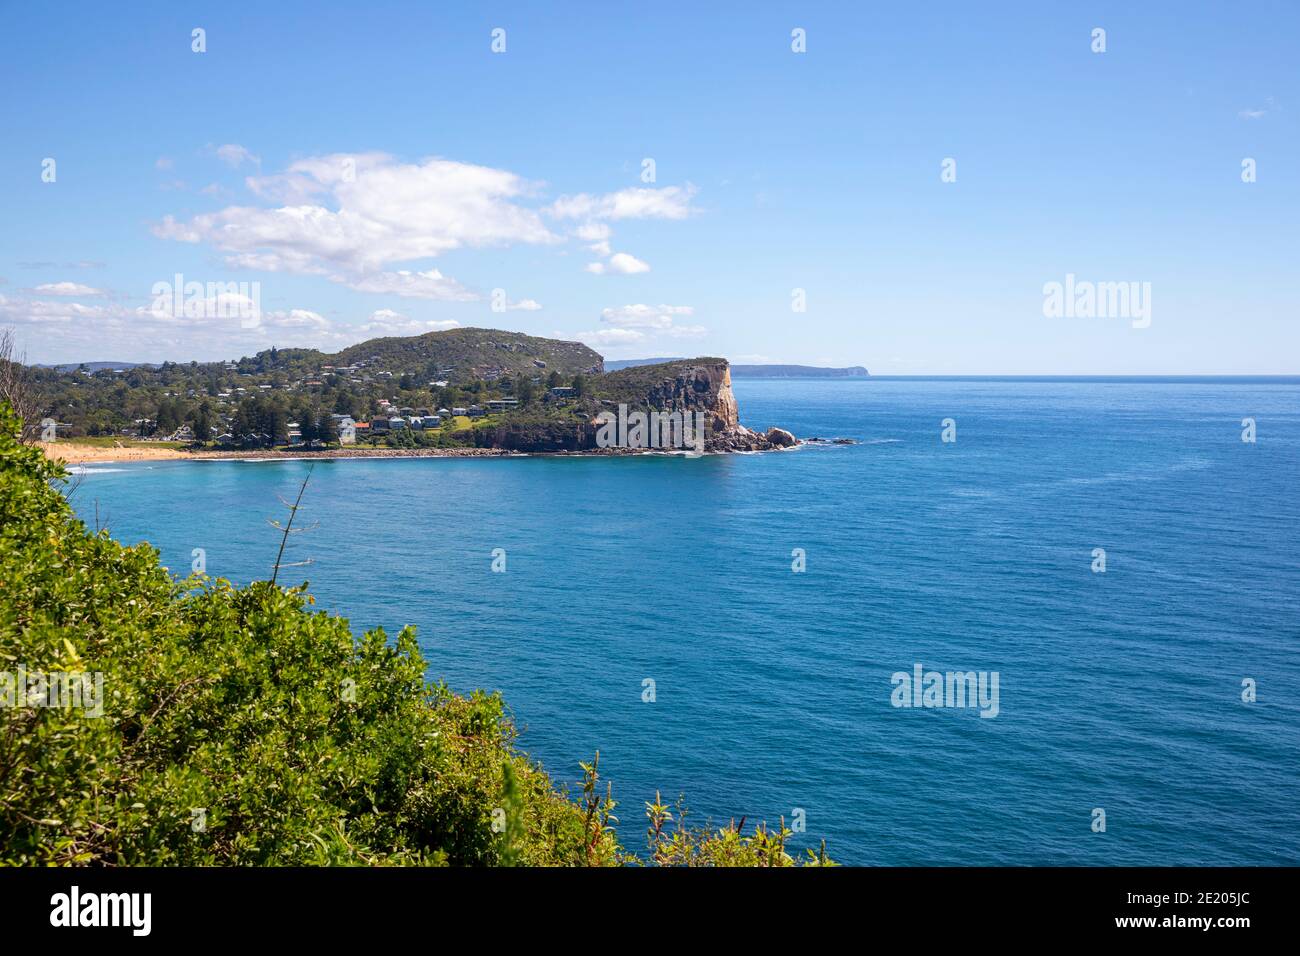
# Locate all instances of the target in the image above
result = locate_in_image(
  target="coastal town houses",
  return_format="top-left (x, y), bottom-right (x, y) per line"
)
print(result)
top-left (338, 418), bottom-right (357, 444)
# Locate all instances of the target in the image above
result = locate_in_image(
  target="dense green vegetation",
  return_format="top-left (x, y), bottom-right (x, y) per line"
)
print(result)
top-left (29, 328), bottom-right (603, 442)
top-left (0, 403), bottom-right (831, 866)
top-left (594, 357), bottom-right (727, 406)
top-left (330, 327), bottom-right (602, 379)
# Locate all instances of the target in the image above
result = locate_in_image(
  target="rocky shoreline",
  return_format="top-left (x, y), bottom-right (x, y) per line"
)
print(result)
top-left (182, 435), bottom-right (808, 461)
top-left (45, 437), bottom-right (809, 465)
top-left (44, 428), bottom-right (852, 466)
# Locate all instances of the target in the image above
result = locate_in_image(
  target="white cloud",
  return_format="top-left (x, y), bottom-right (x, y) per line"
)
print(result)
top-left (147, 288), bottom-right (261, 325)
top-left (215, 144), bottom-right (260, 168)
top-left (505, 298), bottom-right (543, 311)
top-left (345, 269), bottom-right (477, 301)
top-left (155, 156), bottom-right (174, 171)
top-left (32, 282), bottom-right (105, 297)
top-left (600, 303), bottom-right (694, 329)
top-left (570, 303), bottom-right (706, 352)
top-left (562, 187), bottom-right (697, 276)
top-left (572, 328), bottom-right (647, 347)
top-left (1238, 97), bottom-right (1278, 120)
top-left (0, 290), bottom-right (352, 358)
top-left (571, 303), bottom-right (708, 353)
top-left (0, 298), bottom-right (153, 329)
top-left (586, 252), bottom-right (650, 275)
top-left (548, 184), bottom-right (698, 221)
top-left (0, 295), bottom-right (99, 325)
top-left (364, 308), bottom-right (405, 326)
top-left (244, 151), bottom-right (387, 203)
top-left (609, 252), bottom-right (651, 274)
top-left (359, 308), bottom-right (460, 336)
top-left (158, 154), bottom-right (563, 300)
top-left (262, 308), bottom-right (329, 330)
top-left (158, 155), bottom-right (701, 305)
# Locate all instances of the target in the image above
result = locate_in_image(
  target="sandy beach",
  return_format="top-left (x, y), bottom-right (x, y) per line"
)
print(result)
top-left (39, 442), bottom-right (190, 464)
top-left (38, 441), bottom-right (524, 465)
top-left (37, 441), bottom-right (730, 465)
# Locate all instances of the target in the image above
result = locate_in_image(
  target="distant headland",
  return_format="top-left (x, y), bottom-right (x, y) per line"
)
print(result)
top-left (606, 358), bottom-right (869, 378)
top-left (31, 327), bottom-right (805, 462)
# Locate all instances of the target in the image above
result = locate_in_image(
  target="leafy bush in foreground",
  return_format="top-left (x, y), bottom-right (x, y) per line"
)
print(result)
top-left (0, 403), bottom-right (831, 866)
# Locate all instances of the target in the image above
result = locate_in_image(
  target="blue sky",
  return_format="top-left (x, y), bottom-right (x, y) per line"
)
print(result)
top-left (1, 1), bottom-right (1296, 372)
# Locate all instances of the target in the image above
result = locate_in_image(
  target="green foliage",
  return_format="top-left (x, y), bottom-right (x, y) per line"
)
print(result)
top-left (468, 408), bottom-right (595, 452)
top-left (0, 402), bottom-right (831, 866)
top-left (0, 402), bottom-right (610, 865)
top-left (331, 327), bottom-right (601, 381)
top-left (590, 357), bottom-right (728, 408)
top-left (514, 375), bottom-right (537, 407)
top-left (188, 403), bottom-right (213, 442)
top-left (643, 792), bottom-right (836, 867)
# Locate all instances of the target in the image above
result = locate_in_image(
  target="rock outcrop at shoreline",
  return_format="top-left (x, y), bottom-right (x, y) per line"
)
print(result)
top-left (764, 427), bottom-right (798, 448)
top-left (593, 359), bottom-right (796, 452)
top-left (590, 361), bottom-right (790, 455)
top-left (468, 358), bottom-right (797, 454)
top-left (641, 362), bottom-right (739, 433)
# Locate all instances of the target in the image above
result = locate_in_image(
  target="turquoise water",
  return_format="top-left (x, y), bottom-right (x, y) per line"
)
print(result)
top-left (63, 379), bottom-right (1300, 865)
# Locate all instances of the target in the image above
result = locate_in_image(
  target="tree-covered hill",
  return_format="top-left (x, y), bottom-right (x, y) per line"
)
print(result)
top-left (26, 329), bottom-right (603, 440)
top-left (332, 327), bottom-right (603, 379)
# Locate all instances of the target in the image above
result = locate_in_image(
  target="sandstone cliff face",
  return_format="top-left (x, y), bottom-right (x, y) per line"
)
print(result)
top-left (639, 362), bottom-right (735, 432)
top-left (715, 365), bottom-right (740, 431)
top-left (610, 360), bottom-right (787, 452)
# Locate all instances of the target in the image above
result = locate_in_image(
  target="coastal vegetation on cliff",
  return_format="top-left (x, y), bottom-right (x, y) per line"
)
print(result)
top-left (0, 403), bottom-right (829, 866)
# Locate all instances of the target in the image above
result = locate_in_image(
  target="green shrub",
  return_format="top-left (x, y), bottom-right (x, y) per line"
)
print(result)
top-left (0, 403), bottom-right (830, 866)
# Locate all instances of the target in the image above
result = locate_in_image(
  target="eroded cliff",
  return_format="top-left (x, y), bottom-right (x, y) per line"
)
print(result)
top-left (469, 357), bottom-right (795, 453)
top-left (591, 359), bottom-right (792, 452)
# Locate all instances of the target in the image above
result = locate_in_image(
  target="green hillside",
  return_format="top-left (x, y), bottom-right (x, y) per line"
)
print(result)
top-left (333, 327), bottom-right (603, 380)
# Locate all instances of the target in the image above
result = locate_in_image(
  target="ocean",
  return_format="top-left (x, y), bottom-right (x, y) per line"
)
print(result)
top-left (62, 378), bottom-right (1300, 865)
